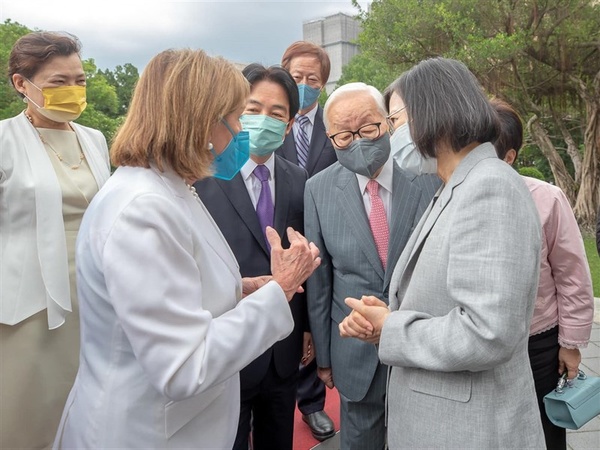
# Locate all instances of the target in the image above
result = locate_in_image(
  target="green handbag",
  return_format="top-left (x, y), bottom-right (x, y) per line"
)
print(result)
top-left (543, 370), bottom-right (600, 430)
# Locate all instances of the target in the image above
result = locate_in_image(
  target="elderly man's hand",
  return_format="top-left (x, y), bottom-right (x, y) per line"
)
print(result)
top-left (317, 367), bottom-right (335, 389)
top-left (340, 296), bottom-right (390, 344)
top-left (268, 226), bottom-right (321, 301)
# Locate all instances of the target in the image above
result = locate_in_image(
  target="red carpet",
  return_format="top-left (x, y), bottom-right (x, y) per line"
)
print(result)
top-left (293, 388), bottom-right (341, 450)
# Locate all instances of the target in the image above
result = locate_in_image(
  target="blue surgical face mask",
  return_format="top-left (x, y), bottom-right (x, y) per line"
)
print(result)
top-left (335, 133), bottom-right (391, 178)
top-left (211, 119), bottom-right (250, 180)
top-left (390, 123), bottom-right (437, 175)
top-left (298, 84), bottom-right (321, 110)
top-left (240, 114), bottom-right (288, 157)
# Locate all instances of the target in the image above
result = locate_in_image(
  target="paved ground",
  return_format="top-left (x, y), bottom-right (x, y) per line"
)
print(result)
top-left (567, 297), bottom-right (600, 450)
top-left (313, 298), bottom-right (600, 450)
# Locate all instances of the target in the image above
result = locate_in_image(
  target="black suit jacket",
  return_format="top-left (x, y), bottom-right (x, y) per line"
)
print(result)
top-left (276, 106), bottom-right (337, 177)
top-left (194, 155), bottom-right (308, 388)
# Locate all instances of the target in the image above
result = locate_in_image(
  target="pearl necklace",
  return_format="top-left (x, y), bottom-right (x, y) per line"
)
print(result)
top-left (186, 183), bottom-right (200, 200)
top-left (25, 112), bottom-right (85, 170)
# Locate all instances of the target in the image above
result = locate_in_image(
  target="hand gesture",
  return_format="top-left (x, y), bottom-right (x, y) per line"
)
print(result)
top-left (268, 226), bottom-right (321, 301)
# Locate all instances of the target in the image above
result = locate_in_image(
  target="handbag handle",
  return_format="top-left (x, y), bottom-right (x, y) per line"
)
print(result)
top-left (554, 370), bottom-right (587, 395)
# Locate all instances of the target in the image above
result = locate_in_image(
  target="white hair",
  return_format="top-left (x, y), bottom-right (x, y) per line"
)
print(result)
top-left (323, 82), bottom-right (387, 129)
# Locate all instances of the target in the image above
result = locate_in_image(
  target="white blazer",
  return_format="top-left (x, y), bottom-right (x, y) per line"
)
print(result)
top-left (0, 112), bottom-right (110, 328)
top-left (53, 165), bottom-right (294, 449)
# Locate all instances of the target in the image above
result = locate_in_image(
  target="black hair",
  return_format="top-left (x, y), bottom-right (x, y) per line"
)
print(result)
top-left (242, 63), bottom-right (300, 120)
top-left (390, 57), bottom-right (500, 158)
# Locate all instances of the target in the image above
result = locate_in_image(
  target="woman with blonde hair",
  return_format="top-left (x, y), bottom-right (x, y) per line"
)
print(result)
top-left (53, 48), bottom-right (321, 449)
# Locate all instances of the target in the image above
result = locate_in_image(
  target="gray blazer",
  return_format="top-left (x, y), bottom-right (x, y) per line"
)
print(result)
top-left (380, 144), bottom-right (545, 449)
top-left (305, 159), bottom-right (440, 402)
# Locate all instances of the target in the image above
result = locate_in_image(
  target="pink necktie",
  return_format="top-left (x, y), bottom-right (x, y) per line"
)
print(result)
top-left (366, 179), bottom-right (389, 269)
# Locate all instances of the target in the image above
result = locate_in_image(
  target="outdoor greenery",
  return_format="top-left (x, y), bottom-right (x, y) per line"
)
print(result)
top-left (518, 167), bottom-right (545, 181)
top-left (584, 237), bottom-right (599, 298)
top-left (2, 5), bottom-right (598, 228)
top-left (0, 19), bottom-right (139, 143)
top-left (342, 0), bottom-right (600, 227)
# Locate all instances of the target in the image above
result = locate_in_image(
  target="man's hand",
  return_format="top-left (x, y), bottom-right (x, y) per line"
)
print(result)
top-left (301, 332), bottom-right (315, 366)
top-left (339, 296), bottom-right (390, 344)
top-left (558, 347), bottom-right (582, 380)
top-left (242, 275), bottom-right (273, 298)
top-left (268, 226), bottom-right (321, 301)
top-left (317, 367), bottom-right (334, 389)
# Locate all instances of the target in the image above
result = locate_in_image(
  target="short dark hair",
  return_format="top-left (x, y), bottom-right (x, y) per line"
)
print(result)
top-left (281, 41), bottom-right (331, 85)
top-left (390, 58), bottom-right (500, 158)
top-left (242, 63), bottom-right (300, 120)
top-left (8, 31), bottom-right (82, 97)
top-left (490, 98), bottom-right (523, 160)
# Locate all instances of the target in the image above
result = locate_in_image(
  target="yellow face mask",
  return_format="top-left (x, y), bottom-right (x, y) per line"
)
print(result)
top-left (26, 81), bottom-right (87, 123)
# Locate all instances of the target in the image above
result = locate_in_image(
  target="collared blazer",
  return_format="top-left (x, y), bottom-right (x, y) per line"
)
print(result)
top-left (196, 155), bottom-right (308, 387)
top-left (0, 112), bottom-right (110, 328)
top-left (277, 106), bottom-right (337, 177)
top-left (379, 143), bottom-right (545, 449)
top-left (304, 159), bottom-right (440, 401)
top-left (53, 166), bottom-right (294, 449)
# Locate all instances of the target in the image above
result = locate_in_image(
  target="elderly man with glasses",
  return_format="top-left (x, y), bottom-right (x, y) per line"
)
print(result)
top-left (303, 82), bottom-right (440, 449)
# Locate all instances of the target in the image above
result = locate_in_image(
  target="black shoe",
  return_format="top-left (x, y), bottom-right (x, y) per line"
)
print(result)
top-left (302, 411), bottom-right (335, 441)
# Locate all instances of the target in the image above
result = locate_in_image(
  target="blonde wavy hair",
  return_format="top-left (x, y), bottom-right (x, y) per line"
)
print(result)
top-left (111, 48), bottom-right (249, 181)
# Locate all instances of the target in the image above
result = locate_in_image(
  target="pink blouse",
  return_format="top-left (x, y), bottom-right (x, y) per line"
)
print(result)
top-left (525, 177), bottom-right (594, 348)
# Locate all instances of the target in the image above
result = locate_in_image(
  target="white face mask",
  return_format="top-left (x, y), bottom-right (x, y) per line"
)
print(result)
top-left (390, 123), bottom-right (437, 175)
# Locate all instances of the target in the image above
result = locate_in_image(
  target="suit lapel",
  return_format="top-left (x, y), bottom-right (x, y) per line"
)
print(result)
top-left (280, 134), bottom-right (299, 165)
top-left (389, 143), bottom-right (497, 309)
top-left (338, 170), bottom-right (385, 281)
top-left (273, 158), bottom-right (290, 238)
top-left (157, 168), bottom-right (242, 280)
top-left (384, 165), bottom-right (421, 289)
top-left (216, 174), bottom-right (269, 256)
top-left (305, 107), bottom-right (327, 176)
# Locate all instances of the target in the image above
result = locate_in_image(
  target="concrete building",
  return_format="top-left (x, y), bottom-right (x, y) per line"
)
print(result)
top-left (303, 12), bottom-right (361, 94)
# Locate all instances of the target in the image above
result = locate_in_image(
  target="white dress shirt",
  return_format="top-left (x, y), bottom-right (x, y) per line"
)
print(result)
top-left (356, 154), bottom-right (394, 224)
top-left (240, 154), bottom-right (276, 208)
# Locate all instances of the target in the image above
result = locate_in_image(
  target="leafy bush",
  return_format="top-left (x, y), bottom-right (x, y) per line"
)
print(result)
top-left (518, 166), bottom-right (545, 181)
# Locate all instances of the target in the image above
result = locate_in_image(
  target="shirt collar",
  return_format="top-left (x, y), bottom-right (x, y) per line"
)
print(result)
top-left (240, 153), bottom-right (276, 181)
top-left (356, 153), bottom-right (394, 195)
top-left (296, 103), bottom-right (318, 125)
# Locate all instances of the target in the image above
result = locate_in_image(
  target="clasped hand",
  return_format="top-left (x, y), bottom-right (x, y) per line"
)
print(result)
top-left (339, 296), bottom-right (390, 344)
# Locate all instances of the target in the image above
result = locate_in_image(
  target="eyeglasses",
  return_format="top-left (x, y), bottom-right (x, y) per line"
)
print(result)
top-left (329, 122), bottom-right (382, 149)
top-left (386, 106), bottom-right (407, 133)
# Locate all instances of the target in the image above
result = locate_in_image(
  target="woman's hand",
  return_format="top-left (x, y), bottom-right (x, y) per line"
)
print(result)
top-left (558, 347), bottom-right (582, 380)
top-left (268, 226), bottom-right (321, 301)
top-left (242, 275), bottom-right (273, 298)
top-left (339, 296), bottom-right (390, 344)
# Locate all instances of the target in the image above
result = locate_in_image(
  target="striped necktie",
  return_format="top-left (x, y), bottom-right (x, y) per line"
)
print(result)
top-left (296, 114), bottom-right (310, 168)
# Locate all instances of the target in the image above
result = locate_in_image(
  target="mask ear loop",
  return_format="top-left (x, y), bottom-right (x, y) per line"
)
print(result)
top-left (221, 118), bottom-right (237, 140)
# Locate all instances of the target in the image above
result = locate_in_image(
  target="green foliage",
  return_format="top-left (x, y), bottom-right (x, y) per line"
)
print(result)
top-left (336, 52), bottom-right (399, 93)
top-left (518, 166), bottom-right (545, 181)
top-left (318, 89), bottom-right (328, 108)
top-left (0, 19), bottom-right (138, 143)
top-left (355, 0), bottom-right (600, 224)
top-left (0, 20), bottom-right (31, 118)
top-left (100, 63), bottom-right (139, 116)
top-left (583, 237), bottom-right (600, 297)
